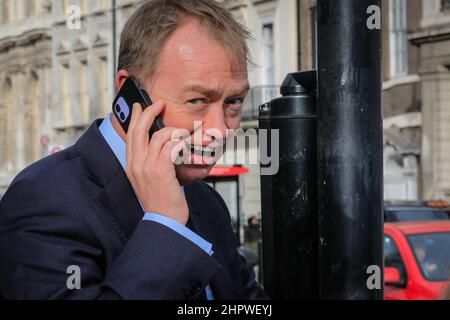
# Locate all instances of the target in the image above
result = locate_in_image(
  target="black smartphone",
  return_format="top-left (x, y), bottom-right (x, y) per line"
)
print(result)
top-left (112, 77), bottom-right (164, 135)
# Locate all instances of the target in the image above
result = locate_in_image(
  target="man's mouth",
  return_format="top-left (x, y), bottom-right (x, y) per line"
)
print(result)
top-left (180, 141), bottom-right (225, 165)
top-left (190, 144), bottom-right (217, 158)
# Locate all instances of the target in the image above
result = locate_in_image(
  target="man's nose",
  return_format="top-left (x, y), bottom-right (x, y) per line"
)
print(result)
top-left (202, 105), bottom-right (228, 143)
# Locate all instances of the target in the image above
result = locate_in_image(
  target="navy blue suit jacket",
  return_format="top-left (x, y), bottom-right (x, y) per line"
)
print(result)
top-left (0, 120), bottom-right (267, 300)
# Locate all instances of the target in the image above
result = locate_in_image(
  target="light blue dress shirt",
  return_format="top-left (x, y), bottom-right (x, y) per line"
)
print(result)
top-left (99, 114), bottom-right (214, 300)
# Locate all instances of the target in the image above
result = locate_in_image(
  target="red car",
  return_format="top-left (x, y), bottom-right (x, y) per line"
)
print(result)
top-left (384, 221), bottom-right (450, 300)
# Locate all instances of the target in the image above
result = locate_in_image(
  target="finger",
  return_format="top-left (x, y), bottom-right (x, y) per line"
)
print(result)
top-left (131, 100), bottom-right (164, 161)
top-left (126, 103), bottom-right (142, 173)
top-left (146, 127), bottom-right (186, 162)
top-left (142, 139), bottom-right (181, 184)
top-left (171, 139), bottom-right (189, 165)
top-left (132, 100), bottom-right (165, 161)
top-left (159, 140), bottom-right (187, 166)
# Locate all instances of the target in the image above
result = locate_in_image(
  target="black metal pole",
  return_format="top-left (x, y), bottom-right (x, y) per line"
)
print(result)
top-left (259, 71), bottom-right (318, 299)
top-left (112, 0), bottom-right (117, 81)
top-left (317, 0), bottom-right (383, 299)
top-left (236, 176), bottom-right (241, 247)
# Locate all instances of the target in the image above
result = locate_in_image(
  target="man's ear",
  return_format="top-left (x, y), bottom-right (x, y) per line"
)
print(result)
top-left (115, 70), bottom-right (129, 92)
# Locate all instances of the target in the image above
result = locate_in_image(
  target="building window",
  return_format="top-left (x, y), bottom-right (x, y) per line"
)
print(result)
top-left (261, 20), bottom-right (275, 85)
top-left (389, 0), bottom-right (408, 77)
top-left (442, 0), bottom-right (450, 11)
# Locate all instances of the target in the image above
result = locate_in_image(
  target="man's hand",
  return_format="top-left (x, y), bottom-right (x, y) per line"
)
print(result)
top-left (126, 102), bottom-right (189, 225)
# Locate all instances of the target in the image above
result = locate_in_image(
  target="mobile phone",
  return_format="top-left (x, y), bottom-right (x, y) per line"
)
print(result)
top-left (112, 77), bottom-right (164, 136)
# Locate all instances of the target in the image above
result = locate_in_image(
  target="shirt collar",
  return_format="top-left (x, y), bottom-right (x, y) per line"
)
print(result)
top-left (99, 113), bottom-right (127, 170)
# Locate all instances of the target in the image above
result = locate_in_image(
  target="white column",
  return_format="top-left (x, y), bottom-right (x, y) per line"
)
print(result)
top-left (13, 71), bottom-right (27, 170)
top-left (16, 0), bottom-right (24, 20)
top-left (403, 155), bottom-right (418, 201)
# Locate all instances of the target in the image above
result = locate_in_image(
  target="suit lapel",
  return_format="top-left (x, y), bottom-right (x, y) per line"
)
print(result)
top-left (185, 184), bottom-right (236, 300)
top-left (95, 171), bottom-right (144, 242)
top-left (75, 119), bottom-right (144, 242)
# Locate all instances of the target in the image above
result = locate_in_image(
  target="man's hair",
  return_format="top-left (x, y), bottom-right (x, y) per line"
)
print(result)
top-left (118, 0), bottom-right (254, 82)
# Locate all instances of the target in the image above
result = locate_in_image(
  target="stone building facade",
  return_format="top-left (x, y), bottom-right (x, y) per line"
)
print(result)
top-left (0, 0), bottom-right (52, 191)
top-left (381, 0), bottom-right (450, 201)
top-left (0, 0), bottom-right (142, 193)
top-left (410, 0), bottom-right (450, 200)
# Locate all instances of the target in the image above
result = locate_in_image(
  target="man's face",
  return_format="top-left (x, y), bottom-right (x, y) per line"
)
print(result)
top-left (142, 19), bottom-right (249, 185)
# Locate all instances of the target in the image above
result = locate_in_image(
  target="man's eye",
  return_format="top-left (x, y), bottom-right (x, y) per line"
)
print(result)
top-left (188, 98), bottom-right (207, 105)
top-left (226, 98), bottom-right (244, 105)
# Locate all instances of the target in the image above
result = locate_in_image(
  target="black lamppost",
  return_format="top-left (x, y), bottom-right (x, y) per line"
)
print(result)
top-left (317, 0), bottom-right (384, 300)
top-left (112, 0), bottom-right (117, 81)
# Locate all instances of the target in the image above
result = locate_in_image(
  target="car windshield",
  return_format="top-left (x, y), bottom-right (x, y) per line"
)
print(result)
top-left (408, 232), bottom-right (450, 282)
top-left (389, 210), bottom-right (449, 222)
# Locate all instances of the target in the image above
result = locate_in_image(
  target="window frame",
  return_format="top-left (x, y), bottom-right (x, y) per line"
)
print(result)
top-left (389, 0), bottom-right (409, 77)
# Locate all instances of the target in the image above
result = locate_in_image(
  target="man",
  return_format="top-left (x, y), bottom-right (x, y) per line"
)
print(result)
top-left (0, 0), bottom-right (267, 300)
